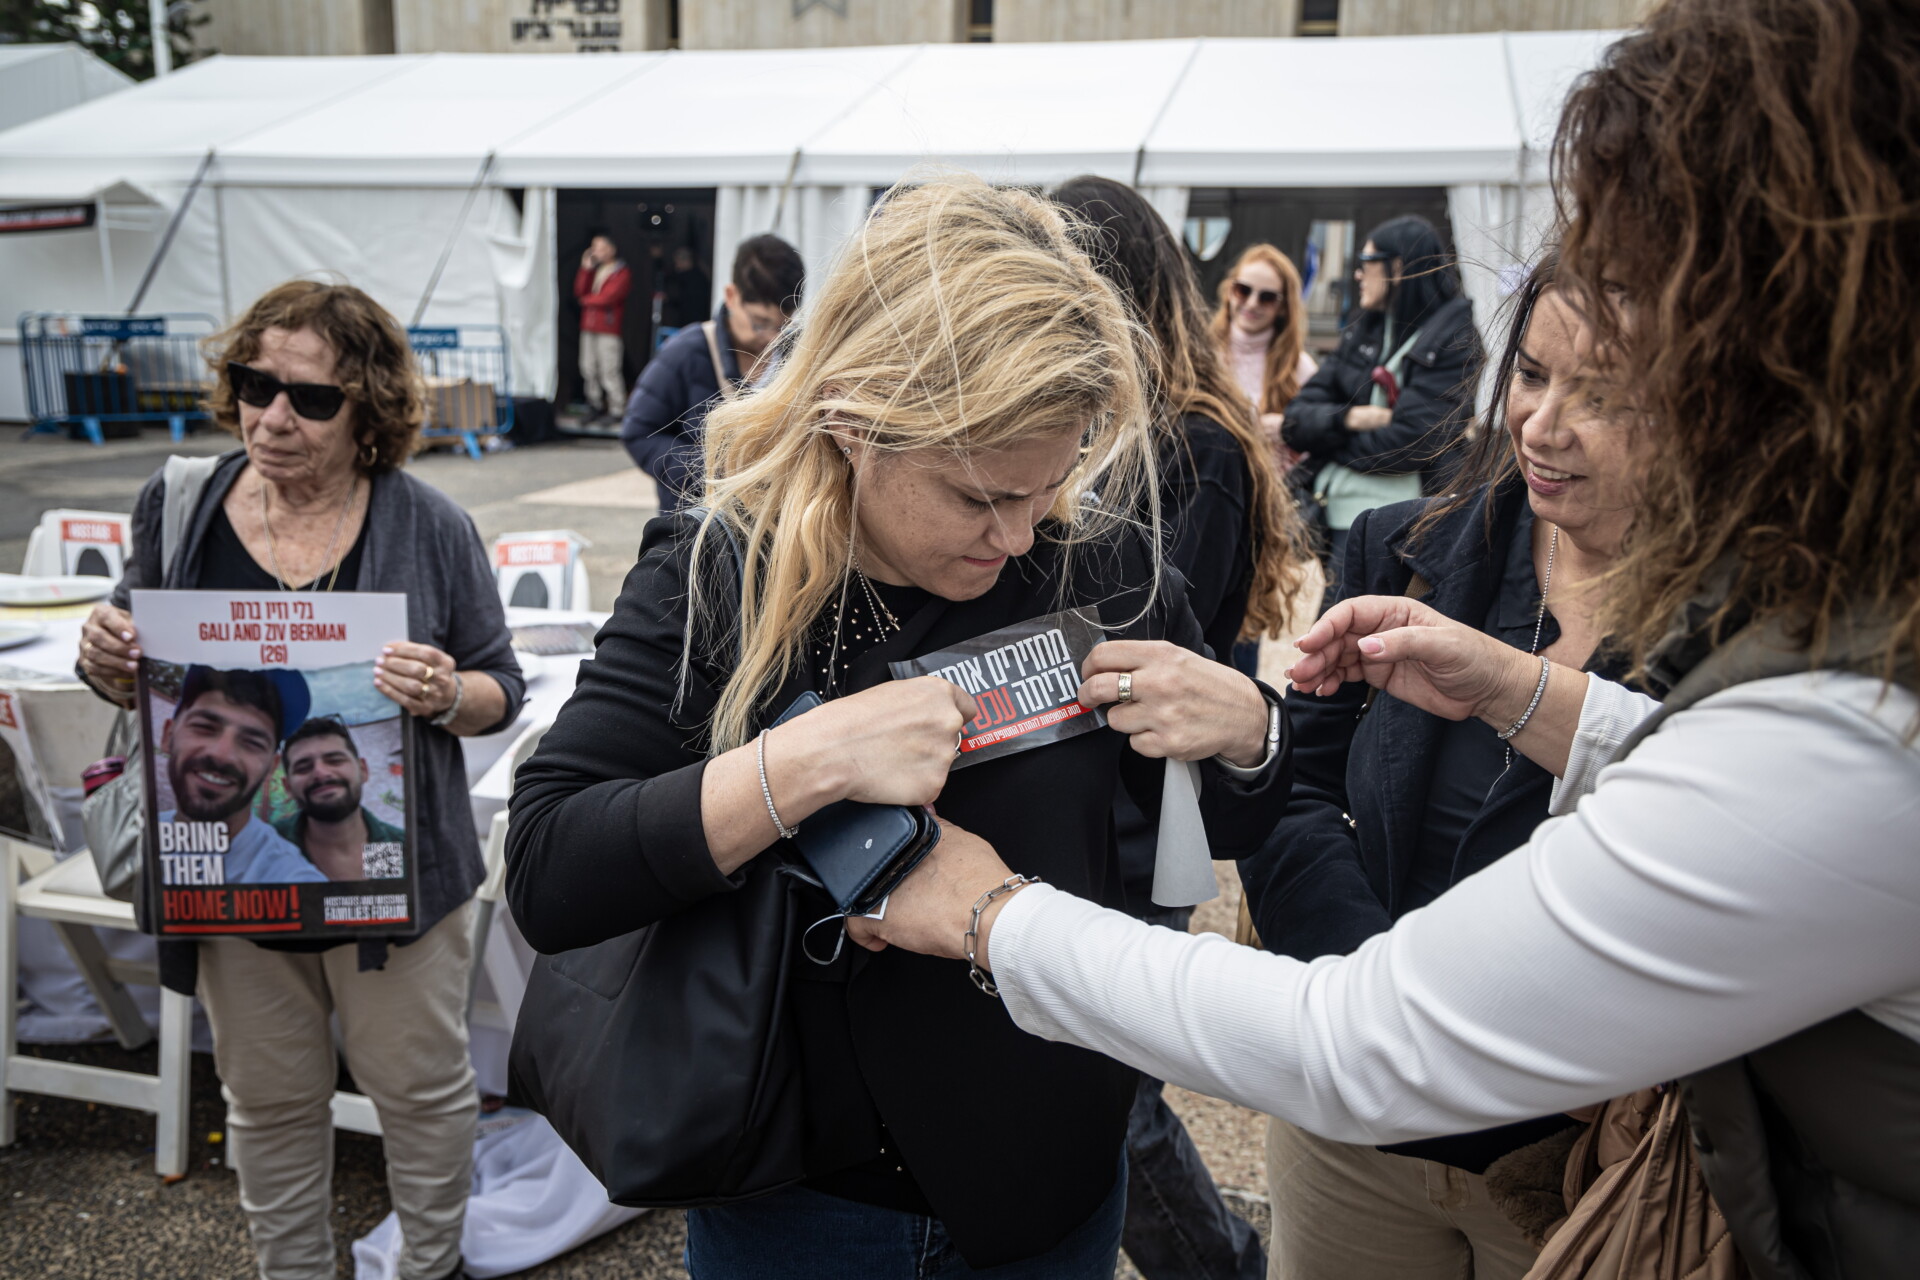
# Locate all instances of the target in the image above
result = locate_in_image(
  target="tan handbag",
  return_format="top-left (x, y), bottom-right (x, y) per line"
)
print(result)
top-left (1516, 1088), bottom-right (1747, 1280)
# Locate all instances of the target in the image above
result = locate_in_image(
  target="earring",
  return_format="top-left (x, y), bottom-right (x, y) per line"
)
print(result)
top-left (360, 439), bottom-right (378, 468)
top-left (841, 445), bottom-right (852, 458)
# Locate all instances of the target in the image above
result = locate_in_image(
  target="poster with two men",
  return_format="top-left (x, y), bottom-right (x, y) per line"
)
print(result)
top-left (130, 589), bottom-right (416, 938)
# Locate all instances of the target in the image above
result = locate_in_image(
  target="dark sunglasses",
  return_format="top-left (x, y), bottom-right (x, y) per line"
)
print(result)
top-left (1229, 280), bottom-right (1281, 307)
top-left (227, 362), bottom-right (348, 421)
top-left (1356, 251), bottom-right (1395, 264)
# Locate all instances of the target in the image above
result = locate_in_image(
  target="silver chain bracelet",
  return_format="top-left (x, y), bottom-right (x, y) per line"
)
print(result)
top-left (756, 729), bottom-right (797, 840)
top-left (965, 874), bottom-right (1042, 996)
top-left (1498, 655), bottom-right (1553, 741)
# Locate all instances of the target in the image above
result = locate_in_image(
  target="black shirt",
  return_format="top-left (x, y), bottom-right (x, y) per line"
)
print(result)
top-left (507, 512), bottom-right (1290, 1267)
top-left (200, 503), bottom-right (368, 594)
top-left (1405, 504), bottom-right (1560, 910)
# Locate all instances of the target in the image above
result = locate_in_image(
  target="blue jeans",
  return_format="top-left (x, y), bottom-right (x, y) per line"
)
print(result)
top-left (685, 1158), bottom-right (1127, 1279)
top-left (1124, 1075), bottom-right (1265, 1280)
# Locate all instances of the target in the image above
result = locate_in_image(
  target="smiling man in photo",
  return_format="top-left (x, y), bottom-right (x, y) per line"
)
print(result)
top-left (158, 665), bottom-right (324, 885)
top-left (275, 717), bottom-right (404, 881)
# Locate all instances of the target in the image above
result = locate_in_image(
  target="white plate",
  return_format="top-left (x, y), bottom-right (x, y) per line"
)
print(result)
top-left (0, 576), bottom-right (114, 607)
top-left (0, 621), bottom-right (48, 650)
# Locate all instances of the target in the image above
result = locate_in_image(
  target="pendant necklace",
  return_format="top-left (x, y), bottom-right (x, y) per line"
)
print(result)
top-left (262, 475), bottom-right (357, 592)
top-left (1506, 522), bottom-right (1559, 770)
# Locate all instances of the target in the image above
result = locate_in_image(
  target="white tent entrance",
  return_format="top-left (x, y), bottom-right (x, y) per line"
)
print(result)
top-left (0, 33), bottom-right (1622, 424)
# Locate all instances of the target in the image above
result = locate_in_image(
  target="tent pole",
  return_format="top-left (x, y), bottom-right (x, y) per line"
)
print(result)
top-left (126, 149), bottom-right (215, 316)
top-left (213, 184), bottom-right (233, 318)
top-left (412, 152), bottom-right (496, 328)
top-left (771, 148), bottom-right (803, 235)
top-left (96, 200), bottom-right (116, 310)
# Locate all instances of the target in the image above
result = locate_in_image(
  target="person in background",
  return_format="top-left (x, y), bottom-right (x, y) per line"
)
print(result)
top-left (1283, 215), bottom-right (1478, 575)
top-left (620, 233), bottom-right (804, 514)
top-left (1211, 244), bottom-right (1317, 470)
top-left (661, 245), bottom-right (713, 330)
top-left (77, 280), bottom-right (523, 1280)
top-left (276, 716), bottom-right (406, 882)
top-left (574, 231), bottom-right (631, 427)
top-left (1240, 253), bottom-right (1650, 1280)
top-left (852, 4), bottom-right (1920, 1277)
top-left (1053, 174), bottom-right (1306, 1280)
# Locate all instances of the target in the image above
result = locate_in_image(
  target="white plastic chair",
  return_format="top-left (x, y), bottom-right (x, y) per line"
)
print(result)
top-left (22, 509), bottom-right (131, 579)
top-left (1, 837), bottom-right (193, 1176)
top-left (490, 531), bottom-right (591, 612)
top-left (467, 719), bottom-right (550, 1029)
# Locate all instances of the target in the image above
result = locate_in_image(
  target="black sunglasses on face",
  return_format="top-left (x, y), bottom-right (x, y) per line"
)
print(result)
top-left (1356, 252), bottom-right (1395, 264)
top-left (1229, 280), bottom-right (1281, 307)
top-left (227, 362), bottom-right (348, 421)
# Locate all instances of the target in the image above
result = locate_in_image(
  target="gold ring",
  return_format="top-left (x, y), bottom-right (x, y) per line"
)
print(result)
top-left (1117, 671), bottom-right (1134, 704)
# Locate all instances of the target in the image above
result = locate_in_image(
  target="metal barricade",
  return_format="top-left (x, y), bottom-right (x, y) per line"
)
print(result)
top-left (18, 313), bottom-right (217, 446)
top-left (408, 325), bottom-right (514, 460)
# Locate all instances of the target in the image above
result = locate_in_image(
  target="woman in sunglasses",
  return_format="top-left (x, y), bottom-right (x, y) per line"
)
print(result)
top-left (1282, 215), bottom-right (1479, 578)
top-left (77, 280), bottom-right (523, 1280)
top-left (1209, 244), bottom-right (1317, 468)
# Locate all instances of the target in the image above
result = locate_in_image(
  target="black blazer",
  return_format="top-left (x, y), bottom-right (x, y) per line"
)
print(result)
top-left (1282, 296), bottom-right (1479, 495)
top-left (1240, 481), bottom-right (1614, 1170)
top-left (507, 511), bottom-right (1289, 1267)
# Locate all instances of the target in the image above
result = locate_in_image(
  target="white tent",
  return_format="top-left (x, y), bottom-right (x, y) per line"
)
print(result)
top-left (0, 43), bottom-right (131, 135)
top-left (0, 32), bottom-right (1618, 421)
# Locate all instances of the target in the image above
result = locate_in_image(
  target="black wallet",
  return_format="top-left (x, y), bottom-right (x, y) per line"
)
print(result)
top-left (772, 691), bottom-right (941, 917)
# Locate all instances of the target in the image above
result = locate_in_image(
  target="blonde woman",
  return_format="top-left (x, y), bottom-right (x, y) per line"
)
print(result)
top-left (1211, 244), bottom-right (1317, 464)
top-left (506, 177), bottom-right (1287, 1278)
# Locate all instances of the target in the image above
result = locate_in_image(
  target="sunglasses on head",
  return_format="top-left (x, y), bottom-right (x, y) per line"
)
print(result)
top-left (227, 362), bottom-right (348, 421)
top-left (1229, 281), bottom-right (1281, 307)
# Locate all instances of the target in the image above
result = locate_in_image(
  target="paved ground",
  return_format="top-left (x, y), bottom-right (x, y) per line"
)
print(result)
top-left (1, 422), bottom-right (1288, 1278)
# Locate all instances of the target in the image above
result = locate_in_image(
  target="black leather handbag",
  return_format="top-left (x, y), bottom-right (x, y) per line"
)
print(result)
top-left (508, 509), bottom-right (811, 1206)
top-left (507, 853), bottom-right (808, 1205)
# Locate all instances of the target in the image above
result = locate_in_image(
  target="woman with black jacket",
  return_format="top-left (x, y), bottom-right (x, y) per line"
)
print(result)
top-left (1283, 215), bottom-right (1480, 574)
top-left (505, 176), bottom-right (1289, 1279)
top-left (1238, 258), bottom-right (1648, 1279)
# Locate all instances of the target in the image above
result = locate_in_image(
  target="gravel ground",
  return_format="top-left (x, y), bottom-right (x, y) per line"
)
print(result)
top-left (2, 871), bottom-right (1271, 1279)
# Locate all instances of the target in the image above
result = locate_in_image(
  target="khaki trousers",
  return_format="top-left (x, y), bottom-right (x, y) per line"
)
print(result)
top-left (199, 901), bottom-right (478, 1280)
top-left (578, 331), bottom-right (625, 414)
top-left (1266, 1116), bottom-right (1540, 1280)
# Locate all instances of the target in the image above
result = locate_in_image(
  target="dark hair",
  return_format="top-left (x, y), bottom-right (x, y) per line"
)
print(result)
top-left (1364, 214), bottom-right (1460, 330)
top-left (1051, 175), bottom-right (1308, 641)
top-left (731, 234), bottom-right (806, 314)
top-left (177, 666), bottom-right (285, 744)
top-left (283, 716), bottom-right (357, 759)
top-left (586, 227), bottom-right (614, 246)
top-left (205, 281), bottom-right (423, 474)
top-left (1554, 0), bottom-right (1920, 691)
top-left (1410, 249), bottom-right (1560, 548)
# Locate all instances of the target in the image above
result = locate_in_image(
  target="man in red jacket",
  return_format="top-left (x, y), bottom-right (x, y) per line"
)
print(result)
top-left (574, 232), bottom-right (631, 425)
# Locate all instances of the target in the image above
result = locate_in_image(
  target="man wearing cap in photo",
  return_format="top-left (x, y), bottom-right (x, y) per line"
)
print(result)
top-left (157, 665), bottom-right (324, 885)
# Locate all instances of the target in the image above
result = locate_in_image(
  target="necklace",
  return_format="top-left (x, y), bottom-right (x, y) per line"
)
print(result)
top-left (851, 553), bottom-right (902, 636)
top-left (1507, 522), bottom-right (1560, 769)
top-left (815, 552), bottom-right (903, 696)
top-left (261, 475), bottom-right (357, 592)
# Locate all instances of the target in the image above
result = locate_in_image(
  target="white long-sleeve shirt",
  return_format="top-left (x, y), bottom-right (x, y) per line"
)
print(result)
top-left (992, 670), bottom-right (1920, 1145)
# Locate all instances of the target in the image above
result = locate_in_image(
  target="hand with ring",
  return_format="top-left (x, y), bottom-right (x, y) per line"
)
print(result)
top-left (374, 641), bottom-right (459, 719)
top-left (1077, 640), bottom-right (1269, 766)
top-left (78, 601), bottom-right (141, 702)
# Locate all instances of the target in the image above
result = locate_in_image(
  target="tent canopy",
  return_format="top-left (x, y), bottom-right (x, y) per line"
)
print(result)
top-left (0, 33), bottom-right (1619, 197)
top-left (0, 43), bottom-right (131, 135)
